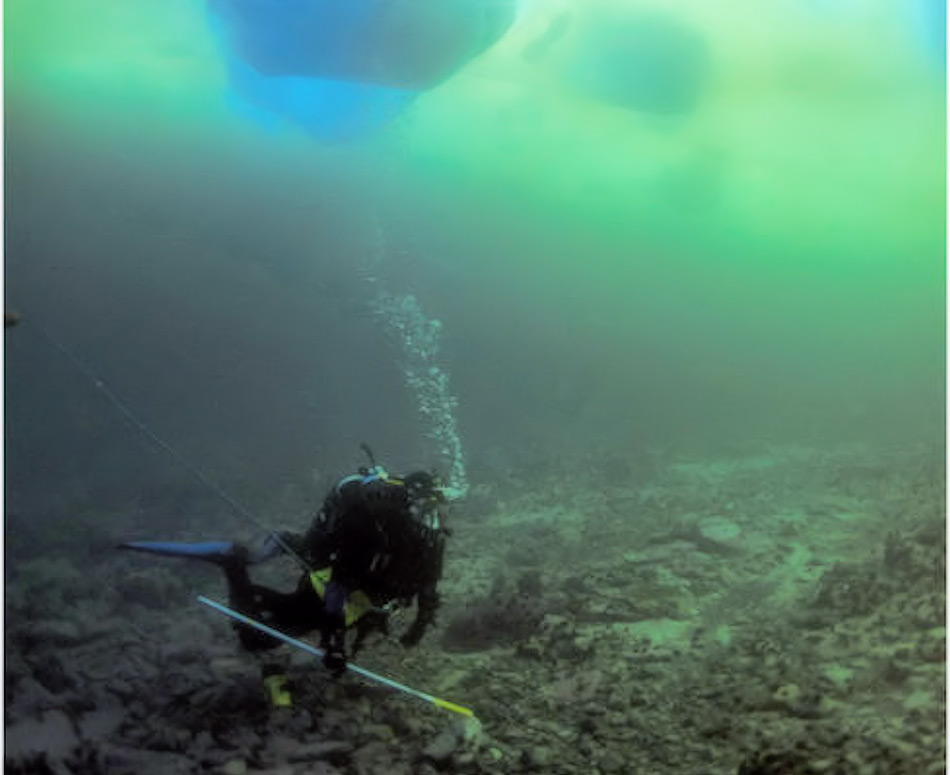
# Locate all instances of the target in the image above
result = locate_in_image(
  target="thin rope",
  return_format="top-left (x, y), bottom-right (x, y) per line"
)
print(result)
top-left (23, 318), bottom-right (312, 572)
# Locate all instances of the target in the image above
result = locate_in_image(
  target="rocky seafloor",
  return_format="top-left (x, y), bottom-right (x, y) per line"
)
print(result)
top-left (5, 442), bottom-right (946, 774)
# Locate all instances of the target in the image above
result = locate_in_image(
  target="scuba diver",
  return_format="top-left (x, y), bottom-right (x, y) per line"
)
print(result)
top-left (120, 452), bottom-right (450, 708)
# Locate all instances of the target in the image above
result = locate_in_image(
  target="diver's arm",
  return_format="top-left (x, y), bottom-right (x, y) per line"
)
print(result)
top-left (400, 527), bottom-right (445, 646)
top-left (400, 583), bottom-right (440, 647)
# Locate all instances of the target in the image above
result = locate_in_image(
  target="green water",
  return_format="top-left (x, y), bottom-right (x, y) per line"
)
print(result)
top-left (5, 0), bottom-right (945, 450)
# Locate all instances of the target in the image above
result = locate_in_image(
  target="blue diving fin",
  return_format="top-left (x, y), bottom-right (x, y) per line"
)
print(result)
top-left (119, 540), bottom-right (238, 563)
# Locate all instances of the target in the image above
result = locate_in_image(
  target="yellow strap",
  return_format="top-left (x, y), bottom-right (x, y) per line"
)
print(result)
top-left (309, 568), bottom-right (373, 627)
top-left (344, 591), bottom-right (374, 627)
top-left (309, 568), bottom-right (332, 598)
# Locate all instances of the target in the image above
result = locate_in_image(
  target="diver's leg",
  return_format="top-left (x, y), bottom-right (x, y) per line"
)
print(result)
top-left (218, 558), bottom-right (310, 647)
top-left (220, 559), bottom-right (285, 653)
top-left (220, 564), bottom-right (324, 708)
top-left (231, 591), bottom-right (294, 709)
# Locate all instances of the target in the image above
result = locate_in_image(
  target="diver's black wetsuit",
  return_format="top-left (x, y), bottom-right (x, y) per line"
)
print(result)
top-left (222, 566), bottom-right (327, 652)
top-left (224, 470), bottom-right (446, 665)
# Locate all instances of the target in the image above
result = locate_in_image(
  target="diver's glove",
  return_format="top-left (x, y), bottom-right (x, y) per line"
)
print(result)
top-left (399, 622), bottom-right (425, 648)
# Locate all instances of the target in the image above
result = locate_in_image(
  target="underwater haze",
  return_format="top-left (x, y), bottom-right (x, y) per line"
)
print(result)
top-left (3, 0), bottom-right (947, 772)
top-left (5, 0), bottom-right (945, 510)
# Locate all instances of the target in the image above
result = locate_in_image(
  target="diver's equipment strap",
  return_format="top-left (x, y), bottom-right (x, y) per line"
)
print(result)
top-left (336, 465), bottom-right (403, 494)
top-left (308, 569), bottom-right (374, 627)
top-left (344, 591), bottom-right (374, 627)
top-left (198, 596), bottom-right (474, 717)
top-left (309, 567), bottom-right (332, 596)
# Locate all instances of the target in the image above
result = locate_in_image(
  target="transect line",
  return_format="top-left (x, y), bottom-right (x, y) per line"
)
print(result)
top-left (197, 595), bottom-right (475, 718)
top-left (24, 318), bottom-right (311, 572)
